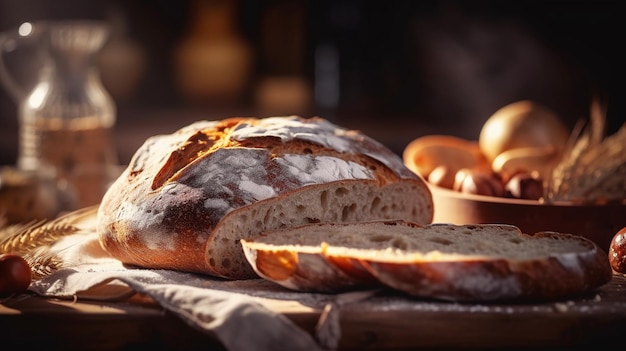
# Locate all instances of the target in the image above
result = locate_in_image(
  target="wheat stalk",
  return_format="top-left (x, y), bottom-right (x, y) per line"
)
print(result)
top-left (548, 95), bottom-right (626, 203)
top-left (0, 220), bottom-right (78, 256)
top-left (0, 205), bottom-right (99, 280)
top-left (23, 247), bottom-right (65, 280)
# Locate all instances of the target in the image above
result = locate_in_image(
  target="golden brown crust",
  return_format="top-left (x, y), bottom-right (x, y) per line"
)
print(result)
top-left (97, 116), bottom-right (433, 279)
top-left (362, 230), bottom-right (611, 302)
top-left (364, 243), bottom-right (611, 302)
top-left (242, 245), bottom-right (376, 292)
top-left (241, 221), bottom-right (612, 302)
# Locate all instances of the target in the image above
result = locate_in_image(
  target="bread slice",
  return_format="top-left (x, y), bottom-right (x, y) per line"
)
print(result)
top-left (97, 116), bottom-right (433, 279)
top-left (241, 220), bottom-right (612, 302)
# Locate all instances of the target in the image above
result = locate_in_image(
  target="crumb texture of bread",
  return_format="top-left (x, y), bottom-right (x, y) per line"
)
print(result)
top-left (97, 116), bottom-right (433, 279)
top-left (242, 221), bottom-right (612, 301)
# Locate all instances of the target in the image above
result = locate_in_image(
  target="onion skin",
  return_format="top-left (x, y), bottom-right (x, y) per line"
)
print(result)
top-left (0, 254), bottom-right (32, 296)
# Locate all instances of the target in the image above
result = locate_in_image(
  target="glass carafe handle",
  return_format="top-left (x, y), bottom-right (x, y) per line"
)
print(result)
top-left (0, 22), bottom-right (49, 102)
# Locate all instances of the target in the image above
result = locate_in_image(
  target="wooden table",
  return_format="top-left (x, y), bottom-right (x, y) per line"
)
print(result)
top-left (2, 275), bottom-right (626, 350)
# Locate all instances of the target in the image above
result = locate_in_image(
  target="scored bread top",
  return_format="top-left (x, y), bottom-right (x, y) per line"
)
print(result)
top-left (97, 116), bottom-right (433, 279)
top-left (141, 116), bottom-right (418, 190)
top-left (242, 220), bottom-right (612, 301)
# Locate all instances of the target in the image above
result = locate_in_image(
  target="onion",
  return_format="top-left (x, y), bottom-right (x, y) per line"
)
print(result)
top-left (479, 100), bottom-right (570, 164)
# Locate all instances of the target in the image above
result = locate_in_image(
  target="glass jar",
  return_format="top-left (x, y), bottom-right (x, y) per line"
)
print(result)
top-left (0, 21), bottom-right (118, 210)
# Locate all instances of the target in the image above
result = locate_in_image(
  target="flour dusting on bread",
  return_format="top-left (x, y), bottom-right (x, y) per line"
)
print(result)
top-left (97, 116), bottom-right (433, 279)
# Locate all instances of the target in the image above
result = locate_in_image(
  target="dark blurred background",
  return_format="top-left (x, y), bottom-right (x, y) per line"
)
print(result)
top-left (1, 0), bottom-right (624, 165)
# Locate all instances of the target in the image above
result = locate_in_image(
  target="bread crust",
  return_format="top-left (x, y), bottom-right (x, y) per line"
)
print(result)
top-left (364, 233), bottom-right (612, 302)
top-left (241, 221), bottom-right (612, 302)
top-left (241, 243), bottom-right (378, 292)
top-left (97, 116), bottom-right (433, 279)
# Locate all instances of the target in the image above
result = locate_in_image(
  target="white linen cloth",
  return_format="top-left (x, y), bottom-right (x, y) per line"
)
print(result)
top-left (25, 219), bottom-right (373, 351)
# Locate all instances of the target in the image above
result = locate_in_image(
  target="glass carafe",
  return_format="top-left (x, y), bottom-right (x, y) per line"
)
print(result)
top-left (0, 21), bottom-right (118, 209)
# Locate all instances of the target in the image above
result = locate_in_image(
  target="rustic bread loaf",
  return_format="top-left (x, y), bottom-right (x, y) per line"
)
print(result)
top-left (241, 220), bottom-right (612, 301)
top-left (96, 116), bottom-right (434, 279)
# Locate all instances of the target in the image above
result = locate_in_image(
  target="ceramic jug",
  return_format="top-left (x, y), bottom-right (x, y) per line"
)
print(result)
top-left (0, 21), bottom-right (118, 209)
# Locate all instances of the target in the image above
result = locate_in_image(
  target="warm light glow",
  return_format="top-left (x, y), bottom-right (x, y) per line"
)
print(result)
top-left (27, 82), bottom-right (49, 108)
top-left (18, 22), bottom-right (33, 37)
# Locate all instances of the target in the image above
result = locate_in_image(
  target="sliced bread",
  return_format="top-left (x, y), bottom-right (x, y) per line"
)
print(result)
top-left (241, 220), bottom-right (612, 302)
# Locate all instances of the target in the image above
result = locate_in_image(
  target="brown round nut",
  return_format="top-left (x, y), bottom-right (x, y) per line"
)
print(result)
top-left (504, 172), bottom-right (544, 200)
top-left (453, 168), bottom-right (505, 197)
top-left (427, 165), bottom-right (456, 189)
top-left (0, 253), bottom-right (32, 296)
top-left (609, 227), bottom-right (626, 274)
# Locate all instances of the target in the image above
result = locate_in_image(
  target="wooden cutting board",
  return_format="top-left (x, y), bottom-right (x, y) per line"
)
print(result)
top-left (2, 275), bottom-right (626, 350)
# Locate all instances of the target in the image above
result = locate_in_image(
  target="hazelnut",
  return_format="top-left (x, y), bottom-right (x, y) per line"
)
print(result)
top-left (427, 165), bottom-right (456, 189)
top-left (453, 168), bottom-right (505, 197)
top-left (504, 172), bottom-right (544, 200)
top-left (0, 253), bottom-right (32, 296)
top-left (609, 227), bottom-right (626, 274)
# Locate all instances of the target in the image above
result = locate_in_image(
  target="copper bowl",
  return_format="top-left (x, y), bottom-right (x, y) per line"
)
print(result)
top-left (429, 184), bottom-right (626, 251)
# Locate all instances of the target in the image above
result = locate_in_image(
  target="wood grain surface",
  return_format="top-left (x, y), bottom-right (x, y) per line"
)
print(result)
top-left (2, 275), bottom-right (626, 350)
